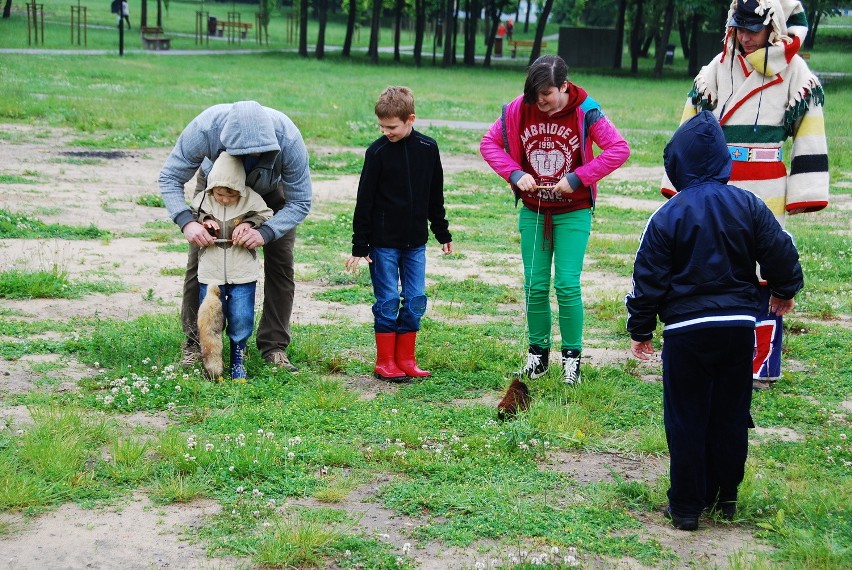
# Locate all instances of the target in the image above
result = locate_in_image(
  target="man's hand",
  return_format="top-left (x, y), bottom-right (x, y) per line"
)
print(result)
top-left (442, 242), bottom-right (454, 255)
top-left (184, 221), bottom-right (215, 247)
top-left (630, 339), bottom-right (655, 360)
top-left (232, 226), bottom-right (264, 250)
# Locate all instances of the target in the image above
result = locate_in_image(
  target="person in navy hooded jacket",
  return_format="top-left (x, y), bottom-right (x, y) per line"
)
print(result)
top-left (626, 110), bottom-right (803, 530)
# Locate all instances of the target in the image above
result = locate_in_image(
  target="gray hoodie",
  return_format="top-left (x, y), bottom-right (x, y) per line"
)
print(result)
top-left (159, 101), bottom-right (311, 244)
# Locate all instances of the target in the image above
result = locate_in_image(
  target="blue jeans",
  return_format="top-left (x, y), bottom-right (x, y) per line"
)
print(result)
top-left (369, 246), bottom-right (427, 334)
top-left (199, 282), bottom-right (256, 345)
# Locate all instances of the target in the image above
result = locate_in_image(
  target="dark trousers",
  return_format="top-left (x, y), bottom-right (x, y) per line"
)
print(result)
top-left (662, 327), bottom-right (753, 517)
top-left (182, 177), bottom-right (296, 359)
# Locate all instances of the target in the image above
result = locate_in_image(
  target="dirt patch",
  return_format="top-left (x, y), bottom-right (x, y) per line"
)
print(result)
top-left (0, 493), bottom-right (237, 570)
top-left (544, 451), bottom-right (668, 485)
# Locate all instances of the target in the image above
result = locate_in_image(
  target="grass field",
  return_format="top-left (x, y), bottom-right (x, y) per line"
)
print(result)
top-left (0, 10), bottom-right (850, 569)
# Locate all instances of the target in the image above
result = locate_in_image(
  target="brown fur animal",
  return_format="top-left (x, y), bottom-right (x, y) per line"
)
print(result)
top-left (198, 285), bottom-right (224, 380)
top-left (497, 378), bottom-right (531, 420)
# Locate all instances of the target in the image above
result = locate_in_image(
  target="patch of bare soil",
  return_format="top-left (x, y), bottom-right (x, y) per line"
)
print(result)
top-left (1, 124), bottom-right (772, 569)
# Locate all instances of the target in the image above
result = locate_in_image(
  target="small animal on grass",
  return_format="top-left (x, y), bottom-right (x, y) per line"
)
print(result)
top-left (497, 378), bottom-right (530, 420)
top-left (198, 285), bottom-right (224, 380)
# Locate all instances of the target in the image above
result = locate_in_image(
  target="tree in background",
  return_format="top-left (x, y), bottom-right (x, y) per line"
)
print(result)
top-left (316, 0), bottom-right (329, 58)
top-left (342, 0), bottom-right (359, 57)
top-left (3, 0), bottom-right (12, 18)
top-left (803, 0), bottom-right (849, 49)
top-left (368, 0), bottom-right (382, 63)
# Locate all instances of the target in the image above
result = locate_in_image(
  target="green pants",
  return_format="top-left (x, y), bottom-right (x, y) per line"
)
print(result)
top-left (519, 207), bottom-right (592, 351)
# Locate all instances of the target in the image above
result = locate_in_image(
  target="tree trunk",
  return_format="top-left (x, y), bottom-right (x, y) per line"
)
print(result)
top-left (156, 0), bottom-right (162, 28)
top-left (687, 12), bottom-right (700, 76)
top-left (342, 0), bottom-right (357, 57)
top-left (413, 0), bottom-right (426, 66)
top-left (140, 0), bottom-right (147, 28)
top-left (523, 0), bottom-right (532, 33)
top-left (804, 9), bottom-right (821, 50)
top-left (299, 0), bottom-right (308, 57)
top-left (529, 0), bottom-right (553, 64)
top-left (442, 0), bottom-right (454, 66)
top-left (316, 0), bottom-right (328, 59)
top-left (629, 0), bottom-right (645, 73)
top-left (3, 0), bottom-right (13, 18)
top-left (393, 0), bottom-right (404, 61)
top-left (368, 0), bottom-right (381, 63)
top-left (463, 0), bottom-right (480, 66)
top-left (613, 0), bottom-right (627, 68)
top-left (653, 0), bottom-right (675, 78)
top-left (678, 14), bottom-right (689, 59)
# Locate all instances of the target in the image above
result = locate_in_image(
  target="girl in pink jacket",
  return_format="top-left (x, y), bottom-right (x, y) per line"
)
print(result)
top-left (481, 55), bottom-right (629, 404)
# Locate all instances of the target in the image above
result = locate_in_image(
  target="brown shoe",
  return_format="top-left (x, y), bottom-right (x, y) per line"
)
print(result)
top-left (265, 350), bottom-right (299, 373)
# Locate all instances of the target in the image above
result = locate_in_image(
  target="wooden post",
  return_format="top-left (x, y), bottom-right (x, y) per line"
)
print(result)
top-left (70, 2), bottom-right (87, 46)
top-left (27, 1), bottom-right (45, 45)
top-left (255, 12), bottom-right (268, 46)
top-left (195, 10), bottom-right (209, 45)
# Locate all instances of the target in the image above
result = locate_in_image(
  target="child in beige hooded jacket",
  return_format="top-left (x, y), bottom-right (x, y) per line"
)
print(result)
top-left (191, 152), bottom-right (273, 380)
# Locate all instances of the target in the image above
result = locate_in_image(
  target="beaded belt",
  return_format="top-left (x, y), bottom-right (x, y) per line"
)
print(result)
top-left (728, 145), bottom-right (783, 162)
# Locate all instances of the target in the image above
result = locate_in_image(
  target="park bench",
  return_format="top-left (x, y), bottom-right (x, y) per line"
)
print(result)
top-left (140, 25), bottom-right (171, 50)
top-left (509, 40), bottom-right (546, 59)
top-left (216, 20), bottom-right (253, 39)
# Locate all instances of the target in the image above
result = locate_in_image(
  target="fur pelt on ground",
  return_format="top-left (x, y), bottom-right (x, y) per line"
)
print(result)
top-left (198, 285), bottom-right (224, 380)
top-left (497, 378), bottom-right (531, 420)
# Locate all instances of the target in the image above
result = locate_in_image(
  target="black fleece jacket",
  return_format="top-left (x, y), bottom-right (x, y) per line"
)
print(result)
top-left (351, 130), bottom-right (452, 257)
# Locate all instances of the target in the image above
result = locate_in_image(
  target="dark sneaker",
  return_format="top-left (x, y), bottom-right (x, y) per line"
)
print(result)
top-left (514, 345), bottom-right (549, 379)
top-left (561, 349), bottom-right (582, 385)
top-left (708, 501), bottom-right (737, 520)
top-left (265, 350), bottom-right (299, 373)
top-left (664, 505), bottom-right (699, 531)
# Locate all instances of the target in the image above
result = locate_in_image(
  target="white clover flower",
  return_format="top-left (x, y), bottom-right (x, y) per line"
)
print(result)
top-left (265, 431), bottom-right (275, 439)
top-left (344, 550), bottom-right (352, 558)
top-left (262, 521), bottom-right (272, 528)
top-left (396, 557), bottom-right (403, 567)
top-left (550, 546), bottom-right (559, 555)
top-left (174, 385), bottom-right (182, 392)
top-left (166, 402), bottom-right (176, 410)
top-left (840, 433), bottom-right (847, 441)
top-left (474, 562), bottom-right (485, 570)
top-left (228, 465), bottom-right (235, 472)
top-left (266, 499), bottom-right (276, 508)
top-left (236, 486), bottom-right (244, 493)
top-left (391, 408), bottom-right (398, 414)
top-left (93, 362), bottom-right (100, 368)
top-left (205, 443), bottom-right (214, 452)
top-left (142, 357), bottom-right (151, 365)
top-left (103, 395), bottom-right (114, 405)
top-left (402, 543), bottom-right (411, 554)
top-left (258, 429), bottom-right (264, 435)
top-left (252, 489), bottom-right (263, 497)
top-left (252, 510), bottom-right (260, 517)
top-left (287, 452), bottom-right (295, 460)
top-left (15, 429), bottom-right (25, 436)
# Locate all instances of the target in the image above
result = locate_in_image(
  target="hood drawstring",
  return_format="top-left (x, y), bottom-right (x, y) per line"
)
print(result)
top-left (753, 46), bottom-right (769, 132)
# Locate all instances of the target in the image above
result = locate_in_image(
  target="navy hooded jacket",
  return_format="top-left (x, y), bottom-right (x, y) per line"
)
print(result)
top-left (625, 111), bottom-right (803, 341)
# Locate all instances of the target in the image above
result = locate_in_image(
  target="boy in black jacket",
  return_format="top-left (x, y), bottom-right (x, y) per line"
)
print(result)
top-left (346, 86), bottom-right (453, 382)
top-left (625, 111), bottom-right (803, 531)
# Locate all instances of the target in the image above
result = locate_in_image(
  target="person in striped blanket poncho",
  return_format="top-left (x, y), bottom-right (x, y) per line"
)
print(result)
top-left (661, 0), bottom-right (828, 389)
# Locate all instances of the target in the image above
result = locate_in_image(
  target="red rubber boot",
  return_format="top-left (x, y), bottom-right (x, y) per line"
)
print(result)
top-left (374, 333), bottom-right (408, 381)
top-left (394, 332), bottom-right (431, 377)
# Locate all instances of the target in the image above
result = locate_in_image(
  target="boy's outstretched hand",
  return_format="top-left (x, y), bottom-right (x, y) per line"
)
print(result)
top-left (630, 339), bottom-right (655, 360)
top-left (345, 255), bottom-right (372, 272)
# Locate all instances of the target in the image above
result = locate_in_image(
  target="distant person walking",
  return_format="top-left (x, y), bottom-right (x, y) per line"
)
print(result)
top-left (118, 0), bottom-right (130, 29)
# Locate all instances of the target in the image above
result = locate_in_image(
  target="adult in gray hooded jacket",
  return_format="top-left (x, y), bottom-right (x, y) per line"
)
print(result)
top-left (159, 101), bottom-right (312, 372)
